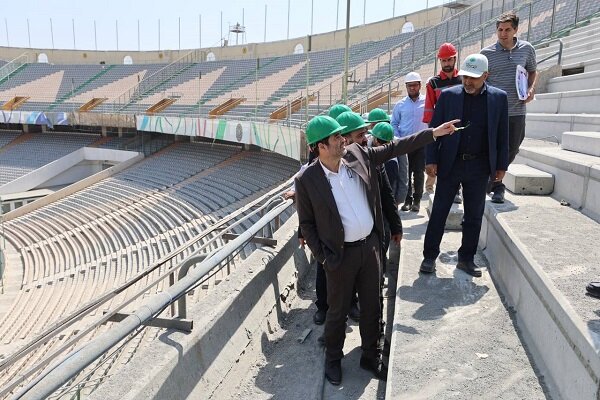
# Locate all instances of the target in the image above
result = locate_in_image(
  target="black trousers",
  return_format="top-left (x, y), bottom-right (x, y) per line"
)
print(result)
top-left (423, 158), bottom-right (489, 262)
top-left (324, 233), bottom-right (381, 362)
top-left (315, 262), bottom-right (358, 312)
top-left (405, 148), bottom-right (425, 203)
top-left (492, 114), bottom-right (526, 192)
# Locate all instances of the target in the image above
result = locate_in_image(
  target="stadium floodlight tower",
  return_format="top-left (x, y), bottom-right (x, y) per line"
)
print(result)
top-left (229, 22), bottom-right (246, 45)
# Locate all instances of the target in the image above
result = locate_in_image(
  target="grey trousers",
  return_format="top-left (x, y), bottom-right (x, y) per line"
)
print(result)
top-left (396, 154), bottom-right (409, 205)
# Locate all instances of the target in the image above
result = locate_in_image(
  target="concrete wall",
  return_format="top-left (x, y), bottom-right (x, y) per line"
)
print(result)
top-left (0, 7), bottom-right (443, 64)
top-left (2, 150), bottom-right (143, 221)
top-left (88, 214), bottom-right (313, 400)
top-left (0, 147), bottom-right (139, 195)
top-left (40, 160), bottom-right (103, 188)
top-left (482, 204), bottom-right (600, 400)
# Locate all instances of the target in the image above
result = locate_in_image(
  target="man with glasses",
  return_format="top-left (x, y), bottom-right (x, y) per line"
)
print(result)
top-left (392, 72), bottom-right (429, 212)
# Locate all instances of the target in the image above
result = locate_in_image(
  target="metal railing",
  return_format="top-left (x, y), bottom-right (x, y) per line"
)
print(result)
top-left (0, 178), bottom-right (294, 399)
top-left (0, 53), bottom-right (28, 84)
top-left (111, 49), bottom-right (205, 112)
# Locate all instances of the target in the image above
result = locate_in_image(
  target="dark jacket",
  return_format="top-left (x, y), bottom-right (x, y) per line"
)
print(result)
top-left (426, 84), bottom-right (509, 178)
top-left (295, 129), bottom-right (434, 271)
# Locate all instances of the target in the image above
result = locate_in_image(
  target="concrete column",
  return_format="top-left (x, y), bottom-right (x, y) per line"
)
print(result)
top-left (101, 126), bottom-right (108, 137)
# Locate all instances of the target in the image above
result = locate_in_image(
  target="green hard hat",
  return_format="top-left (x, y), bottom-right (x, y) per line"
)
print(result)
top-left (328, 104), bottom-right (352, 120)
top-left (336, 111), bottom-right (369, 135)
top-left (371, 122), bottom-right (394, 142)
top-left (305, 115), bottom-right (346, 145)
top-left (367, 108), bottom-right (391, 123)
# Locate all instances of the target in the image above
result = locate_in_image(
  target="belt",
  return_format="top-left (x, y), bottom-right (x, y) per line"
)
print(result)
top-left (457, 152), bottom-right (488, 161)
top-left (344, 232), bottom-right (373, 247)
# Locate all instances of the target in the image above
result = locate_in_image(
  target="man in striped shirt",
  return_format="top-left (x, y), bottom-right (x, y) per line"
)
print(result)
top-left (481, 11), bottom-right (537, 203)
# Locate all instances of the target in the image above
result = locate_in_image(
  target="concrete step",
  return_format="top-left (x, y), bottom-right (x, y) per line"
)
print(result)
top-left (568, 17), bottom-right (600, 36)
top-left (515, 139), bottom-right (600, 221)
top-left (482, 193), bottom-right (600, 400)
top-left (536, 26), bottom-right (600, 59)
top-left (525, 113), bottom-right (600, 142)
top-left (528, 88), bottom-right (600, 114)
top-left (547, 69), bottom-right (600, 92)
top-left (505, 163), bottom-right (554, 195)
top-left (561, 131), bottom-right (600, 157)
top-left (426, 193), bottom-right (463, 230)
top-left (562, 57), bottom-right (600, 74)
top-left (537, 38), bottom-right (600, 62)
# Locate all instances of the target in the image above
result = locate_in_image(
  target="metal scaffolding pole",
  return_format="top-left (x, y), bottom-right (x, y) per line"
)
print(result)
top-left (342, 0), bottom-right (351, 103)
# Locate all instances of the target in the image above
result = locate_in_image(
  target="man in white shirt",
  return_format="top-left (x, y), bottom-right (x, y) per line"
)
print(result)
top-left (295, 115), bottom-right (457, 385)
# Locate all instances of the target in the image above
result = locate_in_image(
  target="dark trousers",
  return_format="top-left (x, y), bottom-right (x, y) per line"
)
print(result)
top-left (324, 233), bottom-right (381, 362)
top-left (492, 115), bottom-right (526, 192)
top-left (316, 262), bottom-right (358, 312)
top-left (315, 262), bottom-right (328, 311)
top-left (423, 158), bottom-right (489, 262)
top-left (405, 148), bottom-right (425, 203)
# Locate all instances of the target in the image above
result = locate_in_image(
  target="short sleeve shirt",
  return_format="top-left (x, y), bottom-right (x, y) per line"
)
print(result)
top-left (481, 38), bottom-right (537, 116)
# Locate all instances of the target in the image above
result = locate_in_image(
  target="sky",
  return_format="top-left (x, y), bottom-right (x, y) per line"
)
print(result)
top-left (1, 0), bottom-right (446, 51)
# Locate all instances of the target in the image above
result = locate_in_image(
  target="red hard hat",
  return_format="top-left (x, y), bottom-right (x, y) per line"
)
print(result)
top-left (438, 43), bottom-right (457, 59)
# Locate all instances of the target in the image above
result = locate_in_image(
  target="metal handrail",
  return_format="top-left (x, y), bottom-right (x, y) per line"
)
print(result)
top-left (0, 178), bottom-right (294, 397)
top-left (0, 53), bottom-right (28, 83)
top-left (14, 195), bottom-right (293, 400)
top-left (536, 38), bottom-right (564, 66)
top-left (111, 49), bottom-right (204, 111)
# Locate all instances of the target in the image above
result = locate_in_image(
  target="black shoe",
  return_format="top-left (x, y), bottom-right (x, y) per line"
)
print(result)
top-left (419, 258), bottom-right (436, 274)
top-left (400, 201), bottom-right (412, 211)
top-left (456, 260), bottom-right (483, 277)
top-left (586, 282), bottom-right (600, 299)
top-left (349, 302), bottom-right (360, 322)
top-left (313, 309), bottom-right (326, 325)
top-left (491, 190), bottom-right (505, 204)
top-left (325, 359), bottom-right (342, 385)
top-left (359, 356), bottom-right (388, 381)
top-left (410, 202), bottom-right (420, 212)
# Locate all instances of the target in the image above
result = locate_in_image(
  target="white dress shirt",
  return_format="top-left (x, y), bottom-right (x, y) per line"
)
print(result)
top-left (320, 160), bottom-right (374, 242)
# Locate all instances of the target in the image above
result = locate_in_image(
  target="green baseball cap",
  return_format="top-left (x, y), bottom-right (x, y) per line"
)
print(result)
top-left (336, 111), bottom-right (369, 135)
top-left (328, 104), bottom-right (352, 120)
top-left (305, 115), bottom-right (346, 145)
top-left (367, 108), bottom-right (391, 123)
top-left (371, 122), bottom-right (394, 142)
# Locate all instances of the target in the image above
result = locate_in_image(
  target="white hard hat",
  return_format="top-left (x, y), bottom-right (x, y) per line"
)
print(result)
top-left (404, 72), bottom-right (422, 83)
top-left (458, 54), bottom-right (488, 78)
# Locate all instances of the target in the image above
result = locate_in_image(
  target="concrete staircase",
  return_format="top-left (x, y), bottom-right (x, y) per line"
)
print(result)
top-left (390, 12), bottom-right (600, 400)
top-left (486, 14), bottom-right (600, 400)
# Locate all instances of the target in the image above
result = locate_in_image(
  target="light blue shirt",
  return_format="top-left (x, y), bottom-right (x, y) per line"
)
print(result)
top-left (391, 94), bottom-right (428, 138)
